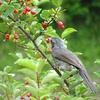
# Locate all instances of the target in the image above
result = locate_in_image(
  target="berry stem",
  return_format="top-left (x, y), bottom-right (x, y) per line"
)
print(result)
top-left (8, 0), bottom-right (12, 5)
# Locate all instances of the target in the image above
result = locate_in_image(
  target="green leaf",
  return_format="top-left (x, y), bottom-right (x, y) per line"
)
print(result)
top-left (40, 94), bottom-right (50, 100)
top-left (0, 4), bottom-right (12, 13)
top-left (25, 77), bottom-right (38, 89)
top-left (4, 5), bottom-right (14, 17)
top-left (9, 53), bottom-right (19, 60)
top-left (36, 36), bottom-right (43, 46)
top-left (14, 89), bottom-right (21, 98)
top-left (75, 85), bottom-right (87, 95)
top-left (40, 10), bottom-right (51, 19)
top-left (0, 23), bottom-right (9, 33)
top-left (69, 79), bottom-right (83, 89)
top-left (62, 69), bottom-right (77, 80)
top-left (53, 77), bottom-right (64, 86)
top-left (52, 0), bottom-right (63, 6)
top-left (11, 3), bottom-right (20, 9)
top-left (62, 28), bottom-right (77, 38)
top-left (61, 71), bottom-right (70, 80)
top-left (15, 59), bottom-right (36, 70)
top-left (4, 66), bottom-right (12, 73)
top-left (60, 95), bottom-right (71, 100)
top-left (0, 84), bottom-right (8, 90)
top-left (94, 72), bottom-right (100, 78)
top-left (36, 59), bottom-right (47, 73)
top-left (47, 84), bottom-right (59, 92)
top-left (16, 53), bottom-right (23, 59)
top-left (74, 52), bottom-right (82, 56)
top-left (7, 74), bottom-right (13, 82)
top-left (38, 0), bottom-right (49, 5)
top-left (13, 81), bottom-right (23, 91)
top-left (41, 71), bottom-right (58, 84)
top-left (18, 68), bottom-right (36, 80)
top-left (24, 85), bottom-right (38, 97)
top-left (94, 59), bottom-right (100, 64)
top-left (46, 26), bottom-right (59, 37)
top-left (0, 96), bottom-right (4, 100)
top-left (72, 97), bottom-right (84, 100)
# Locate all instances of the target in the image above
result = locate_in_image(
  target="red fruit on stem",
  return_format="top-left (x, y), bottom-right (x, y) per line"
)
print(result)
top-left (27, 93), bottom-right (31, 97)
top-left (5, 34), bottom-right (10, 40)
top-left (23, 10), bottom-right (27, 15)
top-left (20, 96), bottom-right (24, 99)
top-left (50, 49), bottom-right (52, 54)
top-left (42, 23), bottom-right (47, 29)
top-left (46, 38), bottom-right (51, 43)
top-left (58, 21), bottom-right (63, 26)
top-left (57, 21), bottom-right (64, 29)
top-left (25, 6), bottom-right (31, 12)
top-left (31, 10), bottom-right (36, 15)
top-left (14, 34), bottom-right (19, 40)
top-left (59, 24), bottom-right (64, 29)
top-left (0, 1), bottom-right (2, 5)
top-left (25, 81), bottom-right (29, 85)
top-left (13, 9), bottom-right (18, 14)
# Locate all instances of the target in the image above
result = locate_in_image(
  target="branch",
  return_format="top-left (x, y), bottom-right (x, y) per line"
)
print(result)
top-left (8, 15), bottom-right (69, 87)
top-left (12, 41), bottom-right (36, 51)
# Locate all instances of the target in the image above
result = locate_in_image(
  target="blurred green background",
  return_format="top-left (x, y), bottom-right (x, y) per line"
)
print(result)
top-left (0, 0), bottom-right (100, 81)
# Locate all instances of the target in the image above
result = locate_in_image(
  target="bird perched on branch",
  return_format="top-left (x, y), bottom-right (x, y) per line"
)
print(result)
top-left (50, 37), bottom-right (100, 95)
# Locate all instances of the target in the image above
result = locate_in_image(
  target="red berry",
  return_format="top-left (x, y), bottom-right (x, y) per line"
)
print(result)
top-left (27, 93), bottom-right (31, 97)
top-left (57, 21), bottom-right (64, 29)
top-left (50, 49), bottom-right (52, 54)
top-left (46, 38), bottom-right (51, 43)
top-left (31, 10), bottom-right (36, 15)
top-left (20, 96), bottom-right (24, 99)
top-left (25, 81), bottom-right (29, 85)
top-left (23, 10), bottom-right (27, 15)
top-left (59, 24), bottom-right (64, 29)
top-left (25, 6), bottom-right (31, 12)
top-left (0, 1), bottom-right (2, 5)
top-left (58, 21), bottom-right (63, 26)
top-left (42, 23), bottom-right (47, 29)
top-left (14, 34), bottom-right (19, 40)
top-left (13, 9), bottom-right (18, 14)
top-left (5, 34), bottom-right (10, 40)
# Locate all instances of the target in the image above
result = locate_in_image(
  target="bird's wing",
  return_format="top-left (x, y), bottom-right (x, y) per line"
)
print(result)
top-left (52, 47), bottom-right (84, 69)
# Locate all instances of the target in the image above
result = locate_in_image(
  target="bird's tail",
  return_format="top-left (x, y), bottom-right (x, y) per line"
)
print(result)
top-left (79, 69), bottom-right (100, 95)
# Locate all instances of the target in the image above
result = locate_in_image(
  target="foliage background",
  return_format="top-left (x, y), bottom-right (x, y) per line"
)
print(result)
top-left (0, 0), bottom-right (100, 82)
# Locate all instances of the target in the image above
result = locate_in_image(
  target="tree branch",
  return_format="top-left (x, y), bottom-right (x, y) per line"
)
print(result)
top-left (8, 15), bottom-right (69, 87)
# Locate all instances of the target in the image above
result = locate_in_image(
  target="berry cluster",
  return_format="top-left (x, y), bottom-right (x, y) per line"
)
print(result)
top-left (13, 0), bottom-right (36, 15)
top-left (22, 6), bottom-right (36, 15)
top-left (57, 21), bottom-right (64, 29)
top-left (42, 21), bottom-right (65, 29)
top-left (5, 34), bottom-right (19, 40)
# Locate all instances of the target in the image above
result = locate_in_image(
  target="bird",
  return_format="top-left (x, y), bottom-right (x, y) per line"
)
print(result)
top-left (50, 37), bottom-right (100, 95)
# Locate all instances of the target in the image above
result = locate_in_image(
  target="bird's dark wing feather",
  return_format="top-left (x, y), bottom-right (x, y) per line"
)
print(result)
top-left (52, 47), bottom-right (84, 69)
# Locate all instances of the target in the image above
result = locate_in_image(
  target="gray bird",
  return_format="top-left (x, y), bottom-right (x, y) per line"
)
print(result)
top-left (51, 37), bottom-right (100, 94)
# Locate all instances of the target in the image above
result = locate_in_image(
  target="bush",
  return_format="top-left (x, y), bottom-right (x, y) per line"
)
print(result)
top-left (0, 0), bottom-right (100, 99)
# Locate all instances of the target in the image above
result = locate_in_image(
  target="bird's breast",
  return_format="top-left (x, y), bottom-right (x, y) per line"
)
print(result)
top-left (54, 58), bottom-right (73, 71)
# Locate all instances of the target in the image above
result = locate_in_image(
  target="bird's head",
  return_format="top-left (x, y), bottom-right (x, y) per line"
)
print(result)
top-left (51, 37), bottom-right (65, 48)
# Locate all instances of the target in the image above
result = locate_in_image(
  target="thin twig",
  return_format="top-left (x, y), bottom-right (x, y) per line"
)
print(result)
top-left (8, 0), bottom-right (12, 5)
top-left (13, 41), bottom-right (36, 50)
